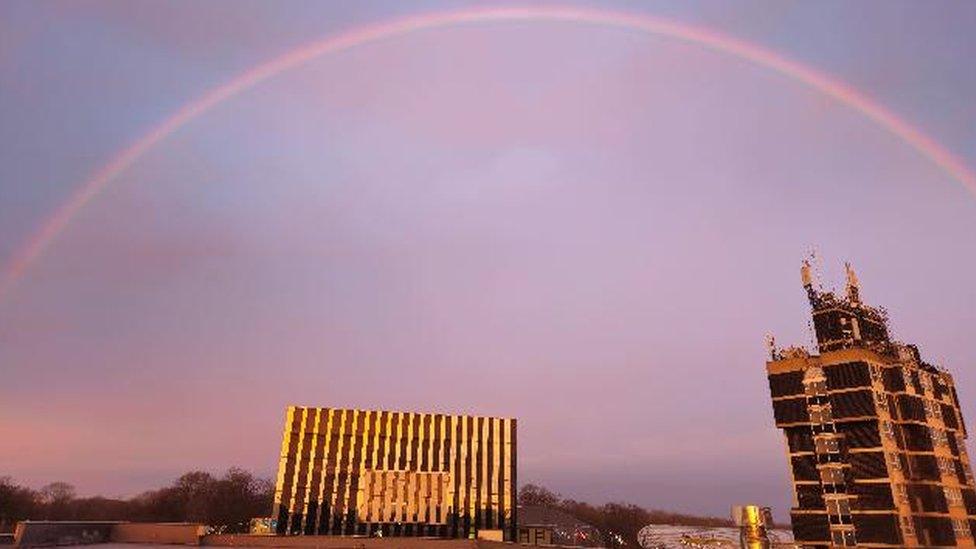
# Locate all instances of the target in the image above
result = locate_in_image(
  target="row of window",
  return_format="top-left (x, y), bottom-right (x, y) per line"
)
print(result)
top-left (887, 452), bottom-right (972, 484)
top-left (902, 367), bottom-right (956, 406)
top-left (803, 364), bottom-right (954, 407)
top-left (880, 420), bottom-right (959, 449)
top-left (894, 483), bottom-right (965, 508)
top-left (871, 385), bottom-right (956, 427)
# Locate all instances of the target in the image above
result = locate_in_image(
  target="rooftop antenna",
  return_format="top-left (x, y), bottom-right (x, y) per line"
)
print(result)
top-left (764, 333), bottom-right (778, 360)
top-left (844, 261), bottom-right (861, 305)
top-left (806, 246), bottom-right (824, 291)
top-left (801, 247), bottom-right (822, 306)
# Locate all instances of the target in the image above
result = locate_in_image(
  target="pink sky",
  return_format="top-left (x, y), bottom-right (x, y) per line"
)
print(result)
top-left (1, 1), bottom-right (975, 518)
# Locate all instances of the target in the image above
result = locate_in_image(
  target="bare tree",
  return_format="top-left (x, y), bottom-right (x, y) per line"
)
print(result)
top-left (518, 483), bottom-right (562, 507)
top-left (39, 482), bottom-right (76, 520)
top-left (0, 477), bottom-right (39, 532)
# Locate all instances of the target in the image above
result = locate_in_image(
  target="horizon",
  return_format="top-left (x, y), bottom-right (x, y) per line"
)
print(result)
top-left (2, 0), bottom-right (975, 523)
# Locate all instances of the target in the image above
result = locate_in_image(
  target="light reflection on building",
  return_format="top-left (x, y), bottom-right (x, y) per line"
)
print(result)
top-left (272, 406), bottom-right (517, 540)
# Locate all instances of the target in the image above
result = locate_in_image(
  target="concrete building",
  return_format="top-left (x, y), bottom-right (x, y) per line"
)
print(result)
top-left (272, 406), bottom-right (517, 541)
top-left (766, 260), bottom-right (976, 547)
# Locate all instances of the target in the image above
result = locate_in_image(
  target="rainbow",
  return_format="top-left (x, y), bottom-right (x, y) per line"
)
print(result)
top-left (2, 5), bottom-right (974, 302)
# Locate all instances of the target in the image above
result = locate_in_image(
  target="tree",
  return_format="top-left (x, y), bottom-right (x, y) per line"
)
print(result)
top-left (600, 502), bottom-right (649, 547)
top-left (175, 471), bottom-right (217, 523)
top-left (3, 473), bottom-right (731, 544)
top-left (207, 468), bottom-right (273, 533)
top-left (39, 482), bottom-right (76, 505)
top-left (518, 484), bottom-right (561, 507)
top-left (39, 482), bottom-right (76, 520)
top-left (0, 470), bottom-right (274, 532)
top-left (0, 477), bottom-right (38, 533)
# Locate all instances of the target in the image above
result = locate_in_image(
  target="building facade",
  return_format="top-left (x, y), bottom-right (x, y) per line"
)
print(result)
top-left (766, 261), bottom-right (976, 548)
top-left (272, 406), bottom-right (517, 540)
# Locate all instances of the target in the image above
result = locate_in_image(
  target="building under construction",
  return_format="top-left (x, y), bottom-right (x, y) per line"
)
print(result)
top-left (766, 260), bottom-right (976, 547)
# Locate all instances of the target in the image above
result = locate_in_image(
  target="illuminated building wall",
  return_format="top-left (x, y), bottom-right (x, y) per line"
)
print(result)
top-left (272, 406), bottom-right (517, 540)
top-left (766, 261), bottom-right (976, 548)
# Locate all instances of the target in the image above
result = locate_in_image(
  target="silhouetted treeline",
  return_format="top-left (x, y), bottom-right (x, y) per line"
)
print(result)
top-left (0, 469), bottom-right (272, 534)
top-left (3, 473), bottom-right (730, 544)
top-left (518, 483), bottom-right (732, 547)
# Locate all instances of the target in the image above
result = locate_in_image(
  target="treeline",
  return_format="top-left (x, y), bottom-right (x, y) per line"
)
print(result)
top-left (518, 483), bottom-right (732, 547)
top-left (0, 469), bottom-right (272, 534)
top-left (2, 473), bottom-right (730, 546)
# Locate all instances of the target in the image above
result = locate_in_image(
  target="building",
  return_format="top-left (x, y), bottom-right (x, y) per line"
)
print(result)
top-left (518, 505), bottom-right (603, 546)
top-left (271, 406), bottom-right (517, 540)
top-left (766, 260), bottom-right (976, 547)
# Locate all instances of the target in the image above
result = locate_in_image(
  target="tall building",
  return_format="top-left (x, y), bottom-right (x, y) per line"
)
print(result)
top-left (766, 261), bottom-right (976, 547)
top-left (271, 406), bottom-right (517, 540)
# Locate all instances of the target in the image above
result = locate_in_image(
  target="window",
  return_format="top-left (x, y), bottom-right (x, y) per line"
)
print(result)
top-left (953, 518), bottom-right (972, 538)
top-left (938, 457), bottom-right (954, 475)
top-left (815, 435), bottom-right (840, 454)
top-left (804, 380), bottom-right (827, 396)
top-left (810, 404), bottom-right (833, 424)
top-left (826, 497), bottom-right (851, 516)
top-left (803, 367), bottom-right (826, 396)
top-left (944, 487), bottom-right (963, 506)
top-left (820, 466), bottom-right (845, 484)
top-left (831, 530), bottom-right (856, 546)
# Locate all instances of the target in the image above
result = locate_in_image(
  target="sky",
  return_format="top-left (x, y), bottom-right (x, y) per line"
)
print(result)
top-left (1, 0), bottom-right (975, 520)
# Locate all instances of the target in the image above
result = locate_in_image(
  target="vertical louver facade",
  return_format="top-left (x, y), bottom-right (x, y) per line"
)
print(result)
top-left (272, 406), bottom-right (517, 540)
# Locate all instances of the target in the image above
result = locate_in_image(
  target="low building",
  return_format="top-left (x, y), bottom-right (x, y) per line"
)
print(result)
top-left (518, 505), bottom-right (602, 546)
top-left (272, 406), bottom-right (517, 540)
